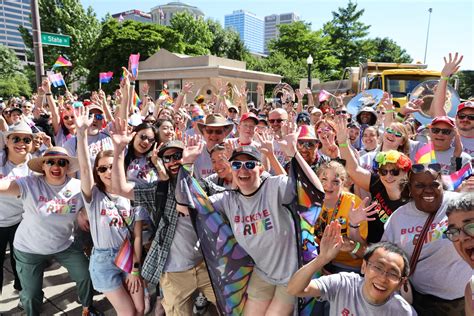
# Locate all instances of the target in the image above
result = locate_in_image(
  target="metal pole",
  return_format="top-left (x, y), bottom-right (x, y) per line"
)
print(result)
top-left (307, 64), bottom-right (312, 89)
top-left (31, 0), bottom-right (45, 87)
top-left (423, 8), bottom-right (432, 64)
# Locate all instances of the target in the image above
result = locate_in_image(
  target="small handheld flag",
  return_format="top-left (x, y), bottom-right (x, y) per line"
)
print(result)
top-left (47, 72), bottom-right (66, 87)
top-left (318, 89), bottom-right (333, 103)
top-left (99, 72), bottom-right (113, 84)
top-left (442, 163), bottom-right (472, 191)
top-left (414, 141), bottom-right (436, 164)
top-left (53, 55), bottom-right (72, 68)
top-left (133, 92), bottom-right (141, 109)
top-left (129, 53), bottom-right (140, 77)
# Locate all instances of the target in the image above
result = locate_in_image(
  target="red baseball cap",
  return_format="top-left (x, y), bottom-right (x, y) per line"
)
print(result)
top-left (240, 112), bottom-right (258, 124)
top-left (457, 101), bottom-right (474, 114)
top-left (430, 116), bottom-right (455, 127)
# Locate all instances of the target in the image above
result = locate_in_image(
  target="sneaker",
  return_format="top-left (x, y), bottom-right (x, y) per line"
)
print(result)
top-left (193, 292), bottom-right (209, 315)
top-left (82, 306), bottom-right (104, 316)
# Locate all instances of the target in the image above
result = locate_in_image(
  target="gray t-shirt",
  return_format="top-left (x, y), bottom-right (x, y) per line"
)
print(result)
top-left (126, 156), bottom-right (159, 185)
top-left (461, 135), bottom-right (474, 158)
top-left (14, 176), bottom-right (84, 254)
top-left (193, 146), bottom-right (214, 180)
top-left (84, 187), bottom-right (145, 249)
top-left (314, 272), bottom-right (416, 316)
top-left (64, 131), bottom-right (113, 163)
top-left (209, 175), bottom-right (298, 285)
top-left (0, 157), bottom-right (32, 227)
top-left (382, 191), bottom-right (472, 299)
top-left (163, 211), bottom-right (202, 273)
top-left (433, 148), bottom-right (471, 175)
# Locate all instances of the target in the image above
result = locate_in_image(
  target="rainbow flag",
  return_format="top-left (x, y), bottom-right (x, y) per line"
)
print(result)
top-left (129, 53), bottom-right (140, 77)
top-left (319, 89), bottom-right (331, 102)
top-left (132, 92), bottom-right (141, 109)
top-left (53, 55), bottom-right (72, 68)
top-left (47, 72), bottom-right (66, 87)
top-left (120, 68), bottom-right (127, 82)
top-left (159, 89), bottom-right (174, 106)
top-left (114, 237), bottom-right (133, 273)
top-left (415, 141), bottom-right (436, 164)
top-left (442, 163), bottom-right (472, 191)
top-left (99, 71), bottom-right (113, 83)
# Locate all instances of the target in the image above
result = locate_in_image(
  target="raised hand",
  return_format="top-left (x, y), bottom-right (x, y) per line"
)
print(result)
top-left (334, 115), bottom-right (349, 144)
top-left (182, 82), bottom-right (194, 94)
top-left (295, 89), bottom-right (304, 101)
top-left (183, 135), bottom-right (204, 164)
top-left (278, 121), bottom-right (300, 157)
top-left (319, 220), bottom-right (343, 262)
top-left (453, 128), bottom-right (463, 157)
top-left (223, 139), bottom-right (237, 159)
top-left (402, 99), bottom-right (423, 115)
top-left (254, 128), bottom-right (274, 156)
top-left (381, 92), bottom-right (394, 111)
top-left (441, 52), bottom-right (463, 78)
top-left (73, 105), bottom-right (92, 135)
top-left (42, 78), bottom-right (52, 94)
top-left (110, 117), bottom-right (135, 151)
top-left (348, 198), bottom-right (378, 226)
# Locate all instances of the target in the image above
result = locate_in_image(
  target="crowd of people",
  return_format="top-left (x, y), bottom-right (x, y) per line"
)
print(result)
top-left (0, 52), bottom-right (473, 316)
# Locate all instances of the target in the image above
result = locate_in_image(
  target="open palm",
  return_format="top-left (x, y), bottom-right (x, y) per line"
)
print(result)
top-left (73, 106), bottom-right (92, 133)
top-left (110, 118), bottom-right (135, 150)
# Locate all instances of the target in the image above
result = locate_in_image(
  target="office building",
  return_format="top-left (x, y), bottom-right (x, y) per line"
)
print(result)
top-left (150, 2), bottom-right (204, 26)
top-left (112, 10), bottom-right (152, 23)
top-left (264, 12), bottom-right (299, 54)
top-left (225, 10), bottom-right (264, 54)
top-left (0, 0), bottom-right (32, 61)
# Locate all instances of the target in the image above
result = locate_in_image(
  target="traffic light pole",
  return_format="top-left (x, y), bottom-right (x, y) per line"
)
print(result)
top-left (31, 0), bottom-right (45, 87)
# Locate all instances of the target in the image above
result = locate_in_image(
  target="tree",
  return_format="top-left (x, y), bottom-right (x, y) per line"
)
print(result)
top-left (19, 0), bottom-right (101, 82)
top-left (323, 1), bottom-right (371, 69)
top-left (207, 19), bottom-right (248, 60)
top-left (0, 45), bottom-right (32, 96)
top-left (170, 12), bottom-right (213, 55)
top-left (458, 70), bottom-right (474, 99)
top-left (85, 18), bottom-right (185, 93)
top-left (362, 37), bottom-right (412, 63)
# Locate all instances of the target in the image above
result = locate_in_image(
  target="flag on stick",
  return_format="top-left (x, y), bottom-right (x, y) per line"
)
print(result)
top-left (53, 55), bottom-right (72, 68)
top-left (318, 89), bottom-right (334, 102)
top-left (129, 53), bottom-right (140, 77)
top-left (47, 72), bottom-right (66, 87)
top-left (99, 71), bottom-right (113, 84)
top-left (442, 163), bottom-right (472, 191)
top-left (414, 141), bottom-right (436, 164)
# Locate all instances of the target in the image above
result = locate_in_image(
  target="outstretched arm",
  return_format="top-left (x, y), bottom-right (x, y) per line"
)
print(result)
top-left (111, 118), bottom-right (136, 200)
top-left (0, 180), bottom-right (20, 197)
top-left (432, 52), bottom-right (463, 117)
top-left (74, 106), bottom-right (94, 202)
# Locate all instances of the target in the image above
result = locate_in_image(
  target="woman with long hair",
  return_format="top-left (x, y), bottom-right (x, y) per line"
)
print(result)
top-left (155, 118), bottom-right (176, 145)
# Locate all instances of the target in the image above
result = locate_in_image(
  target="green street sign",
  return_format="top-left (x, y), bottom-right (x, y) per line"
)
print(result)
top-left (41, 32), bottom-right (71, 47)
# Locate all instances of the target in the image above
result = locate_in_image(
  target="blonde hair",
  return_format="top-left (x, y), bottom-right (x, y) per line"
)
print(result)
top-left (316, 161), bottom-right (349, 190)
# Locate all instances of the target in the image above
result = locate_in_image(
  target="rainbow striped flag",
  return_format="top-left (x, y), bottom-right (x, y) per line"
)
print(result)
top-left (442, 163), bottom-right (472, 191)
top-left (120, 68), bottom-right (127, 82)
top-left (114, 237), bottom-right (133, 273)
top-left (415, 141), bottom-right (436, 164)
top-left (99, 71), bottom-right (113, 83)
top-left (159, 89), bottom-right (174, 106)
top-left (53, 55), bottom-right (72, 68)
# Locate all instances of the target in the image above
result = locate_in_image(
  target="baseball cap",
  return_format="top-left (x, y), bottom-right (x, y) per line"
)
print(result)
top-left (158, 140), bottom-right (184, 158)
top-left (229, 145), bottom-right (262, 162)
top-left (457, 101), bottom-right (474, 114)
top-left (240, 112), bottom-right (258, 124)
top-left (430, 116), bottom-right (455, 127)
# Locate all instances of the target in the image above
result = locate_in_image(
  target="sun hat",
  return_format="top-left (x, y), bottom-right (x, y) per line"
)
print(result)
top-left (27, 146), bottom-right (80, 173)
top-left (197, 114), bottom-right (234, 137)
top-left (3, 120), bottom-right (34, 143)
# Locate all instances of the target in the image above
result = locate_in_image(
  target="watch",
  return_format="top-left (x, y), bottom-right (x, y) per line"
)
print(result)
top-left (133, 262), bottom-right (140, 269)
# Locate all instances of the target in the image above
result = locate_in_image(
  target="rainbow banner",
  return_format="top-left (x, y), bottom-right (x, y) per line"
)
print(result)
top-left (415, 141), bottom-right (436, 164)
top-left (53, 55), bottom-right (72, 68)
top-left (129, 53), bottom-right (140, 77)
top-left (442, 163), bottom-right (472, 191)
top-left (99, 71), bottom-right (113, 83)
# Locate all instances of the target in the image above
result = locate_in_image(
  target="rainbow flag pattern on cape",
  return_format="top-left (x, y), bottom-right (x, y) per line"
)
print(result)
top-left (53, 55), bottom-right (72, 68)
top-left (442, 163), bottom-right (472, 191)
top-left (114, 237), bottom-right (133, 273)
top-left (99, 71), bottom-right (113, 83)
top-left (415, 141), bottom-right (436, 164)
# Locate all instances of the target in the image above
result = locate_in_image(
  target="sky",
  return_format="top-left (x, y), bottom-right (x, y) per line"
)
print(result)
top-left (80, 0), bottom-right (474, 71)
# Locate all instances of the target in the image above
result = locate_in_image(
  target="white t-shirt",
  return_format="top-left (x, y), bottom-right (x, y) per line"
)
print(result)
top-left (314, 272), bottom-right (416, 316)
top-left (64, 131), bottom-right (113, 163)
top-left (194, 146), bottom-right (214, 180)
top-left (461, 135), bottom-right (474, 158)
top-left (382, 191), bottom-right (472, 300)
top-left (209, 175), bottom-right (298, 285)
top-left (126, 156), bottom-right (159, 185)
top-left (84, 187), bottom-right (145, 249)
top-left (14, 176), bottom-right (84, 255)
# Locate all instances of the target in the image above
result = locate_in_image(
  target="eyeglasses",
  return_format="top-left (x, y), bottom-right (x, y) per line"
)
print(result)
top-left (229, 109), bottom-right (238, 114)
top-left (63, 115), bottom-right (74, 121)
top-left (297, 140), bottom-right (318, 148)
top-left (444, 223), bottom-right (474, 242)
top-left (89, 113), bottom-right (104, 120)
top-left (231, 160), bottom-right (259, 170)
top-left (191, 115), bottom-right (204, 122)
top-left (10, 136), bottom-right (32, 144)
top-left (385, 128), bottom-right (402, 138)
top-left (411, 163), bottom-right (442, 174)
top-left (162, 151), bottom-right (183, 163)
top-left (457, 113), bottom-right (474, 121)
top-left (335, 110), bottom-right (347, 115)
top-left (268, 119), bottom-right (286, 124)
top-left (44, 159), bottom-right (69, 167)
top-left (97, 165), bottom-right (112, 173)
top-left (378, 168), bottom-right (401, 176)
top-left (317, 127), bottom-right (332, 134)
top-left (431, 127), bottom-right (452, 135)
top-left (205, 129), bottom-right (224, 135)
top-left (139, 134), bottom-right (155, 142)
top-left (366, 261), bottom-right (403, 282)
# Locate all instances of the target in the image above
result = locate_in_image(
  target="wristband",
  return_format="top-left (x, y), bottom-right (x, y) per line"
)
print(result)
top-left (349, 223), bottom-right (361, 229)
top-left (179, 91), bottom-right (185, 96)
top-left (385, 110), bottom-right (395, 113)
top-left (46, 93), bottom-right (52, 96)
top-left (130, 81), bottom-right (136, 85)
top-left (351, 241), bottom-right (361, 254)
top-left (131, 270), bottom-right (140, 276)
top-left (440, 76), bottom-right (450, 81)
top-left (338, 143), bottom-right (349, 148)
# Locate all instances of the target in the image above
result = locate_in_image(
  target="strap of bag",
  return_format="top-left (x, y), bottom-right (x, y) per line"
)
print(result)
top-left (408, 211), bottom-right (436, 276)
top-left (104, 192), bottom-right (134, 239)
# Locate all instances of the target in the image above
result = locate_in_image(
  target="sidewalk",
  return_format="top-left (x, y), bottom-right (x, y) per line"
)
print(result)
top-left (1, 248), bottom-right (114, 316)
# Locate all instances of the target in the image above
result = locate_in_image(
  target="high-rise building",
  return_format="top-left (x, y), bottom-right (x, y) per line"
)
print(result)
top-left (150, 2), bottom-right (204, 26)
top-left (264, 12), bottom-right (299, 54)
top-left (225, 10), bottom-right (264, 54)
top-left (0, 0), bottom-right (32, 61)
top-left (112, 10), bottom-right (152, 23)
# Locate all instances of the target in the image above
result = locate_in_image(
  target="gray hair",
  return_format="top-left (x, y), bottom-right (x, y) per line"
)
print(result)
top-left (446, 193), bottom-right (474, 217)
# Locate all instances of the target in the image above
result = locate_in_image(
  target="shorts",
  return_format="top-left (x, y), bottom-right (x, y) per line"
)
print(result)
top-left (89, 248), bottom-right (126, 293)
top-left (246, 271), bottom-right (296, 305)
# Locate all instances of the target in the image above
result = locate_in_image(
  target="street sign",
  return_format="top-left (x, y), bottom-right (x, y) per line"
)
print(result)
top-left (41, 32), bottom-right (71, 47)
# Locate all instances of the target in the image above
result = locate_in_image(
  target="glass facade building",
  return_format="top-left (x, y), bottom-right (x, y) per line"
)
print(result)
top-left (224, 10), bottom-right (264, 54)
top-left (0, 0), bottom-right (32, 61)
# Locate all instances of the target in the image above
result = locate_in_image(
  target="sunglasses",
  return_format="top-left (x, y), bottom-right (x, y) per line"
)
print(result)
top-left (205, 129), bottom-right (224, 135)
top-left (378, 168), bottom-right (401, 176)
top-left (457, 113), bottom-right (474, 121)
top-left (191, 115), bottom-right (204, 122)
top-left (385, 128), bottom-right (402, 138)
top-left (444, 223), bottom-right (474, 242)
top-left (411, 163), bottom-right (442, 174)
top-left (89, 113), bottom-right (104, 120)
top-left (231, 160), bottom-right (259, 170)
top-left (268, 119), bottom-right (286, 124)
top-left (10, 136), bottom-right (32, 144)
top-left (162, 151), bottom-right (183, 163)
top-left (376, 110), bottom-right (386, 115)
top-left (139, 134), bottom-right (155, 142)
top-left (229, 109), bottom-right (238, 114)
top-left (317, 127), bottom-right (332, 134)
top-left (431, 127), bottom-right (452, 135)
top-left (44, 159), bottom-right (69, 167)
top-left (335, 110), bottom-right (347, 115)
top-left (63, 115), bottom-right (74, 121)
top-left (97, 165), bottom-right (112, 173)
top-left (297, 140), bottom-right (318, 148)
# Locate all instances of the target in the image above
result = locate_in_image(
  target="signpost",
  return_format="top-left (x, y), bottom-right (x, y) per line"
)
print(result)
top-left (41, 32), bottom-right (71, 47)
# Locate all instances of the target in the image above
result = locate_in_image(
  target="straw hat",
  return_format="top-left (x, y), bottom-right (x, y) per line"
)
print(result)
top-left (3, 120), bottom-right (34, 143)
top-left (27, 147), bottom-right (80, 174)
top-left (197, 114), bottom-right (233, 137)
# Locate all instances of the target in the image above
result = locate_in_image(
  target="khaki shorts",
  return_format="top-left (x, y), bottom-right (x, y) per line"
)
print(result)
top-left (246, 271), bottom-right (296, 305)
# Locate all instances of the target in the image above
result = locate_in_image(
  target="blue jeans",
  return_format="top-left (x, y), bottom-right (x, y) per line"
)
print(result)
top-left (89, 248), bottom-right (127, 293)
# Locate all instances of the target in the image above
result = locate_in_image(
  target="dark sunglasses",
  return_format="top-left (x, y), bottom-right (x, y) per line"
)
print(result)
top-left (297, 140), bottom-right (318, 148)
top-left (385, 127), bottom-right (402, 138)
top-left (378, 168), bottom-right (401, 176)
top-left (139, 134), bottom-right (155, 142)
top-left (411, 163), bottom-right (442, 174)
top-left (228, 109), bottom-right (238, 114)
top-left (162, 151), bottom-right (183, 163)
top-left (63, 115), bottom-right (74, 120)
top-left (457, 113), bottom-right (474, 121)
top-left (444, 223), bottom-right (474, 242)
top-left (231, 160), bottom-right (259, 170)
top-left (191, 115), bottom-right (204, 122)
top-left (317, 127), bottom-right (332, 134)
top-left (97, 165), bottom-right (112, 173)
top-left (89, 113), bottom-right (104, 120)
top-left (431, 127), bottom-right (452, 135)
top-left (205, 129), bottom-right (224, 135)
top-left (10, 136), bottom-right (32, 144)
top-left (268, 119), bottom-right (286, 124)
top-left (44, 159), bottom-right (69, 167)
top-left (335, 110), bottom-right (347, 115)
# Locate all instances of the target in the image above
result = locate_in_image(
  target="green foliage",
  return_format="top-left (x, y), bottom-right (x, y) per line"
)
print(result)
top-left (85, 18), bottom-right (185, 93)
top-left (170, 12), bottom-right (213, 55)
top-left (361, 37), bottom-right (412, 63)
top-left (0, 45), bottom-right (32, 97)
top-left (207, 19), bottom-right (248, 60)
top-left (458, 70), bottom-right (474, 99)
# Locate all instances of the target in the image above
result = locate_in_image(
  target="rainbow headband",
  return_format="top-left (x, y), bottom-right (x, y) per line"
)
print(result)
top-left (374, 150), bottom-right (412, 172)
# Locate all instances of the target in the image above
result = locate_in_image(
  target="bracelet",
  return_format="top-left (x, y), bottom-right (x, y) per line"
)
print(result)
top-left (130, 81), bottom-right (136, 85)
top-left (131, 270), bottom-right (140, 276)
top-left (46, 93), bottom-right (52, 96)
top-left (351, 241), bottom-right (361, 254)
top-left (440, 76), bottom-right (450, 81)
top-left (385, 110), bottom-right (395, 113)
top-left (338, 143), bottom-right (349, 148)
top-left (349, 223), bottom-right (361, 229)
top-left (179, 91), bottom-right (185, 96)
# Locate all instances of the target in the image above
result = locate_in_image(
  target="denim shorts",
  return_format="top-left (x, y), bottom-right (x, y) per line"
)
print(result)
top-left (89, 248), bottom-right (126, 293)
